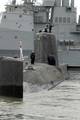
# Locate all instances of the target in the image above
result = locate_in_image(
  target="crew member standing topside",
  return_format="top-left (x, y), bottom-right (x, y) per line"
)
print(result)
top-left (30, 51), bottom-right (35, 64)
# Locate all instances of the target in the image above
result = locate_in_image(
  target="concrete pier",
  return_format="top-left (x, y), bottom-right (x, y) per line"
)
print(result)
top-left (0, 57), bottom-right (23, 98)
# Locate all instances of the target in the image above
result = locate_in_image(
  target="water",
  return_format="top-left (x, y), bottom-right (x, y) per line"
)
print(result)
top-left (0, 71), bottom-right (80, 119)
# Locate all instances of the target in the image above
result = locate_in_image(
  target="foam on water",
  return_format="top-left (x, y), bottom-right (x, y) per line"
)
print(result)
top-left (23, 81), bottom-right (54, 93)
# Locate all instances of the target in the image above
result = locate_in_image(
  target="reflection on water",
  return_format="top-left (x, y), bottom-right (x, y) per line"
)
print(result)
top-left (0, 71), bottom-right (80, 119)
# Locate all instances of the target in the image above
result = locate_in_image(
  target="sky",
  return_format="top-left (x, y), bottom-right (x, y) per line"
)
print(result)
top-left (0, 0), bottom-right (80, 19)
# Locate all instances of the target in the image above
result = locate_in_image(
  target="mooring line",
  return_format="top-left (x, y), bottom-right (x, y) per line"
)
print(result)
top-left (48, 80), bottom-right (64, 91)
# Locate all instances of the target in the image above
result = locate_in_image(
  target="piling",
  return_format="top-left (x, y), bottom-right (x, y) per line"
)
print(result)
top-left (0, 57), bottom-right (23, 98)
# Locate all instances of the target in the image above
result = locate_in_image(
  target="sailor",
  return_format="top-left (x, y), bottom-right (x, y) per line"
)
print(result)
top-left (49, 24), bottom-right (52, 33)
top-left (44, 24), bottom-right (48, 32)
top-left (47, 55), bottom-right (56, 66)
top-left (30, 51), bottom-right (35, 64)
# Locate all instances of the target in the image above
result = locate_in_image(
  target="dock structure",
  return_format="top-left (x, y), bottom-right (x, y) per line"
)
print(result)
top-left (0, 57), bottom-right (23, 98)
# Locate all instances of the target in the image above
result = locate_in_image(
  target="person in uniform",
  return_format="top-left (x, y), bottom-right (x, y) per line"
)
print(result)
top-left (47, 55), bottom-right (56, 66)
top-left (49, 24), bottom-right (52, 33)
top-left (30, 51), bottom-right (35, 64)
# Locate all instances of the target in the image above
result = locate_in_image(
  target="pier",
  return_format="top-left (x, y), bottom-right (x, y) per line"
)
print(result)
top-left (0, 57), bottom-right (23, 98)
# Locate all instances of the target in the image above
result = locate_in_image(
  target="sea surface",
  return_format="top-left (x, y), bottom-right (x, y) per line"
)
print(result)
top-left (0, 71), bottom-right (80, 119)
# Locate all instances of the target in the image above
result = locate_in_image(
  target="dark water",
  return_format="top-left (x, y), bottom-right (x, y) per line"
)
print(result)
top-left (0, 71), bottom-right (80, 119)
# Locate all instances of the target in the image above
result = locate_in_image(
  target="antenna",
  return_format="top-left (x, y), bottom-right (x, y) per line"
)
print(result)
top-left (19, 40), bottom-right (24, 61)
top-left (12, 0), bottom-right (16, 5)
top-left (6, 0), bottom-right (12, 5)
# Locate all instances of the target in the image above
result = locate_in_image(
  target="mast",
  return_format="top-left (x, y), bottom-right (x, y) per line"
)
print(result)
top-left (11, 0), bottom-right (16, 5)
top-left (23, 0), bottom-right (36, 4)
top-left (71, 0), bottom-right (74, 7)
